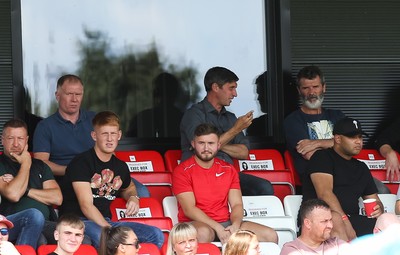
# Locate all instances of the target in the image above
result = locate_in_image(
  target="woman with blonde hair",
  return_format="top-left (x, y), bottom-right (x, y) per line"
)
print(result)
top-left (223, 230), bottom-right (260, 255)
top-left (167, 223), bottom-right (198, 255)
top-left (98, 226), bottom-right (141, 255)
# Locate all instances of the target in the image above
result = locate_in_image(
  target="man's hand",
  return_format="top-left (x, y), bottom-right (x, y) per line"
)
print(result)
top-left (10, 144), bottom-right (31, 166)
top-left (125, 196), bottom-right (140, 217)
top-left (1, 174), bottom-right (14, 183)
top-left (233, 111), bottom-right (254, 133)
top-left (370, 203), bottom-right (383, 218)
top-left (225, 222), bottom-right (240, 235)
top-left (385, 150), bottom-right (400, 181)
top-left (343, 220), bottom-right (357, 241)
top-left (215, 225), bottom-right (231, 244)
top-left (296, 139), bottom-right (318, 156)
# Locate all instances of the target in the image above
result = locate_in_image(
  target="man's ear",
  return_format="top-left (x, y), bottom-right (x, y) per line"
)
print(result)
top-left (191, 140), bottom-right (195, 149)
top-left (91, 131), bottom-right (97, 142)
top-left (54, 230), bottom-right (59, 241)
top-left (211, 83), bottom-right (220, 92)
top-left (118, 130), bottom-right (122, 141)
top-left (322, 83), bottom-right (327, 93)
top-left (334, 134), bottom-right (341, 144)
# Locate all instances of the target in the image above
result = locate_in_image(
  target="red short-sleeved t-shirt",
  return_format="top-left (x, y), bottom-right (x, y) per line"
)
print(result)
top-left (172, 156), bottom-right (240, 222)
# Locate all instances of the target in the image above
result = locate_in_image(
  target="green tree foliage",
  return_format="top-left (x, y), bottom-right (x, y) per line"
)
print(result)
top-left (76, 29), bottom-right (201, 132)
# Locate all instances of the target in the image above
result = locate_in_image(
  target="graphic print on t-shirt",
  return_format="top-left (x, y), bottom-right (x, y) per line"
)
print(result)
top-left (307, 120), bottom-right (334, 140)
top-left (90, 168), bottom-right (123, 198)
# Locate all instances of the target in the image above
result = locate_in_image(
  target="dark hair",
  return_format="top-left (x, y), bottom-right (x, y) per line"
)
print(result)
top-left (92, 111), bottom-right (120, 128)
top-left (57, 74), bottom-right (83, 89)
top-left (298, 199), bottom-right (330, 229)
top-left (193, 123), bottom-right (220, 137)
top-left (3, 118), bottom-right (28, 132)
top-left (296, 66), bottom-right (325, 87)
top-left (204, 66), bottom-right (239, 92)
top-left (56, 213), bottom-right (84, 231)
top-left (99, 226), bottom-right (132, 255)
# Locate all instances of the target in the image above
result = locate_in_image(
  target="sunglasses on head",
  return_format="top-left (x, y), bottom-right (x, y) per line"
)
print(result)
top-left (0, 228), bottom-right (9, 236)
top-left (121, 239), bottom-right (140, 249)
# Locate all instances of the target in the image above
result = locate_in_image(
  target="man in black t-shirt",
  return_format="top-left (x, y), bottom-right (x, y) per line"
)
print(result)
top-left (60, 111), bottom-right (163, 248)
top-left (303, 117), bottom-right (384, 241)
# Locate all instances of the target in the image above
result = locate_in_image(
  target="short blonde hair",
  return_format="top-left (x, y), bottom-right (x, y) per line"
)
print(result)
top-left (166, 223), bottom-right (197, 255)
top-left (223, 230), bottom-right (257, 255)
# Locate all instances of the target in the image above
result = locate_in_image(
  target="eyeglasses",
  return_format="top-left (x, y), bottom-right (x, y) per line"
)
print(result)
top-left (0, 228), bottom-right (9, 236)
top-left (121, 240), bottom-right (140, 249)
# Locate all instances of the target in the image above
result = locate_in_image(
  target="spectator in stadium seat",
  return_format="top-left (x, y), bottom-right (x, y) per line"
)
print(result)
top-left (173, 123), bottom-right (277, 244)
top-left (32, 74), bottom-right (148, 197)
top-left (99, 226), bottom-right (141, 255)
top-left (376, 118), bottom-right (400, 181)
top-left (180, 66), bottom-right (273, 196)
top-left (223, 229), bottom-right (260, 255)
top-left (284, 65), bottom-right (389, 194)
top-left (49, 214), bottom-right (85, 255)
top-left (166, 222), bottom-right (198, 255)
top-left (302, 118), bottom-right (384, 241)
top-left (0, 214), bottom-right (21, 255)
top-left (60, 111), bottom-right (163, 248)
top-left (281, 199), bottom-right (348, 255)
top-left (0, 118), bottom-right (60, 247)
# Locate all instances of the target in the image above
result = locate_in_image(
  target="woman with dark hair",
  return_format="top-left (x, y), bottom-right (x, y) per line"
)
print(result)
top-left (98, 226), bottom-right (140, 255)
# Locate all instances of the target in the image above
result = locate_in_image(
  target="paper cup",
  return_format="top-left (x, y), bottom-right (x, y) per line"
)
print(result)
top-left (363, 198), bottom-right (377, 218)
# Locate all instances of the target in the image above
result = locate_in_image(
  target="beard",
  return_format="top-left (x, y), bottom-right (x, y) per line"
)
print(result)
top-left (194, 150), bottom-right (217, 162)
top-left (301, 93), bottom-right (325, 109)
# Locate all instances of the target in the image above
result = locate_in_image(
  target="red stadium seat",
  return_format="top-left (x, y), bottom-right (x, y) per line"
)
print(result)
top-left (196, 242), bottom-right (221, 255)
top-left (232, 149), bottom-right (295, 201)
top-left (37, 244), bottom-right (97, 255)
top-left (164, 150), bottom-right (182, 172)
top-left (115, 150), bottom-right (166, 172)
top-left (353, 149), bottom-right (400, 194)
top-left (243, 170), bottom-right (295, 202)
top-left (15, 245), bottom-right (36, 255)
top-left (138, 243), bottom-right (161, 255)
top-left (130, 172), bottom-right (173, 205)
top-left (110, 198), bottom-right (173, 244)
top-left (110, 197), bottom-right (164, 221)
top-left (233, 149), bottom-right (286, 171)
top-left (161, 242), bottom-right (221, 255)
top-left (284, 150), bottom-right (302, 187)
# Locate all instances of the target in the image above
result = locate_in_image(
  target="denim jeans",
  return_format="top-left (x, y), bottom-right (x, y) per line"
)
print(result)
top-left (132, 178), bottom-right (150, 197)
top-left (7, 208), bottom-right (45, 249)
top-left (83, 218), bottom-right (164, 248)
top-left (239, 172), bottom-right (274, 196)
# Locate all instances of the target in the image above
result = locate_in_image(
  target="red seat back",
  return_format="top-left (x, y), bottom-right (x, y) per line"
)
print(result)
top-left (115, 151), bottom-right (166, 172)
top-left (130, 172), bottom-right (173, 206)
top-left (164, 150), bottom-right (182, 172)
top-left (110, 197), bottom-right (164, 221)
top-left (284, 150), bottom-right (302, 186)
top-left (233, 149), bottom-right (286, 171)
top-left (15, 245), bottom-right (36, 255)
top-left (241, 170), bottom-right (295, 202)
top-left (37, 244), bottom-right (98, 255)
top-left (138, 243), bottom-right (161, 255)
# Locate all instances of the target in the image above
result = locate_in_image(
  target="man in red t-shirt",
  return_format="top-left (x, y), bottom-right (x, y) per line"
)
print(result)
top-left (172, 123), bottom-right (277, 244)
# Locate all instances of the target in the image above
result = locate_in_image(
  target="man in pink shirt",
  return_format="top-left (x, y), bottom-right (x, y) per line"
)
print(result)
top-left (172, 123), bottom-right (277, 244)
top-left (280, 199), bottom-right (348, 255)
